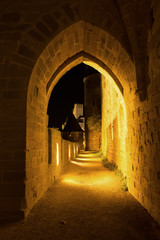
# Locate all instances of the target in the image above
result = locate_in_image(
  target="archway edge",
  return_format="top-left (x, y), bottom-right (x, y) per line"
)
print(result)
top-left (28, 20), bottom-right (135, 108)
top-left (46, 51), bottom-right (124, 98)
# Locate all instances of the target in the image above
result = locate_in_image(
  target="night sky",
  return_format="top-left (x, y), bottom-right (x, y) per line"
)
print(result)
top-left (47, 63), bottom-right (85, 129)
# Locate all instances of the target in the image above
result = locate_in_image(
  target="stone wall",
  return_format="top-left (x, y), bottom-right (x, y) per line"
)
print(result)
top-left (101, 1), bottom-right (160, 224)
top-left (127, 0), bottom-right (160, 224)
top-left (101, 75), bottom-right (127, 175)
top-left (25, 128), bottom-right (77, 218)
top-left (101, 44), bottom-right (160, 225)
top-left (48, 128), bottom-right (77, 186)
top-left (84, 73), bottom-right (101, 151)
top-left (85, 130), bottom-right (101, 151)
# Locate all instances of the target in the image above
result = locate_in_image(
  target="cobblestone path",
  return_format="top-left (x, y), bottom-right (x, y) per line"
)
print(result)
top-left (0, 160), bottom-right (160, 240)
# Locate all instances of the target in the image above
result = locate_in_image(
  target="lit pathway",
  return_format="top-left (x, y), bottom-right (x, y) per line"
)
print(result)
top-left (0, 156), bottom-right (160, 240)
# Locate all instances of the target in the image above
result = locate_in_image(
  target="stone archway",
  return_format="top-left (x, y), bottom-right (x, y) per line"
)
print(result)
top-left (26, 20), bottom-right (136, 216)
top-left (0, 0), bottom-right (160, 226)
top-left (26, 20), bottom-right (135, 216)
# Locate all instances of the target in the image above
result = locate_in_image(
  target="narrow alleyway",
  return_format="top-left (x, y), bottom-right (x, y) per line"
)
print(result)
top-left (0, 157), bottom-right (160, 240)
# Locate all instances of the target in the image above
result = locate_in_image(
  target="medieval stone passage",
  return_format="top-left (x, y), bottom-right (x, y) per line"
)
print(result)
top-left (0, 0), bottom-right (160, 226)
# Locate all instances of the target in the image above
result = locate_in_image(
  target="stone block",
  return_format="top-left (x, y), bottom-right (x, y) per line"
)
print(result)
top-left (36, 22), bottom-right (52, 37)
top-left (63, 3), bottom-right (75, 21)
top-left (45, 57), bottom-right (52, 69)
top-left (38, 58), bottom-right (47, 75)
top-left (11, 54), bottom-right (34, 68)
top-left (48, 44), bottom-right (55, 58)
top-left (28, 30), bottom-right (45, 43)
top-left (43, 14), bottom-right (59, 31)
top-left (108, 52), bottom-right (116, 65)
top-left (18, 44), bottom-right (37, 59)
top-left (107, 35), bottom-right (114, 49)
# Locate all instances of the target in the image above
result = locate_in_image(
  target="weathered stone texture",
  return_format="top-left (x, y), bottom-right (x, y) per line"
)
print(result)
top-left (101, 74), bottom-right (128, 175)
top-left (0, 0), bottom-right (160, 226)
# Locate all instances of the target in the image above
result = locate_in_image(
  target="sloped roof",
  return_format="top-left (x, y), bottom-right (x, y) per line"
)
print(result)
top-left (62, 114), bottom-right (84, 132)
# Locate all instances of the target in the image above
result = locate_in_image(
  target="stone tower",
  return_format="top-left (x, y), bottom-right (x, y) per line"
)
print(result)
top-left (84, 72), bottom-right (101, 151)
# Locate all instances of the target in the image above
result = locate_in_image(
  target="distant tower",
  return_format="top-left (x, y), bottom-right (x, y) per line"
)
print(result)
top-left (84, 71), bottom-right (101, 151)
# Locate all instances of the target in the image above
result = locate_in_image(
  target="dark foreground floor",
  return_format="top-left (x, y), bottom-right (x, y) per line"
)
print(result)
top-left (0, 161), bottom-right (160, 240)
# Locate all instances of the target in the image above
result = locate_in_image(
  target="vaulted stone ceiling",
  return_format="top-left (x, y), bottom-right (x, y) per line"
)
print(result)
top-left (0, 0), bottom-right (153, 99)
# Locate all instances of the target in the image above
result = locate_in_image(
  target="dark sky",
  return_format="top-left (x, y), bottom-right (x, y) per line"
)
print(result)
top-left (47, 63), bottom-right (85, 128)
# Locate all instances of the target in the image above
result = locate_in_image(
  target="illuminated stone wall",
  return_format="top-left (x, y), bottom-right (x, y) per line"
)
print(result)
top-left (26, 127), bottom-right (76, 217)
top-left (101, 75), bottom-right (127, 175)
top-left (127, 1), bottom-right (160, 224)
top-left (48, 128), bottom-right (77, 184)
top-left (101, 1), bottom-right (160, 224)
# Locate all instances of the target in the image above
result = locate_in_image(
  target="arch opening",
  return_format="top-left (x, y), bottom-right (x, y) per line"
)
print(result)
top-left (26, 56), bottom-right (128, 211)
top-left (26, 21), bottom-right (134, 217)
top-left (46, 60), bottom-right (127, 175)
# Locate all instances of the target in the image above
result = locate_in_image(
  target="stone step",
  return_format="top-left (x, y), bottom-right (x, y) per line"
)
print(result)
top-left (75, 157), bottom-right (102, 162)
top-left (78, 151), bottom-right (102, 158)
top-left (75, 150), bottom-right (102, 162)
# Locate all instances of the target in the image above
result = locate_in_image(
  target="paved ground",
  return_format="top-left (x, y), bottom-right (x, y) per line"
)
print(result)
top-left (0, 160), bottom-right (160, 240)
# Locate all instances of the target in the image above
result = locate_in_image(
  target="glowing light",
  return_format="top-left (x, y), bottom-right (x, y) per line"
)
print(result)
top-left (56, 143), bottom-right (59, 166)
top-left (77, 144), bottom-right (79, 154)
top-left (83, 139), bottom-right (86, 149)
top-left (74, 144), bottom-right (76, 158)
top-left (62, 173), bottom-right (115, 186)
top-left (69, 144), bottom-right (71, 159)
top-left (71, 160), bottom-right (98, 167)
top-left (62, 160), bottom-right (120, 189)
top-left (63, 178), bottom-right (78, 185)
